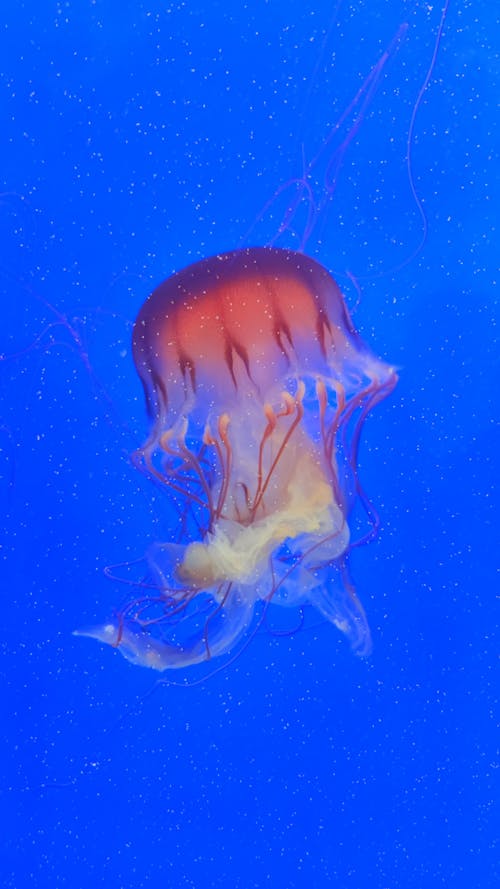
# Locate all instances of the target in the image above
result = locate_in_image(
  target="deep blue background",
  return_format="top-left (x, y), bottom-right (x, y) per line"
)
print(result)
top-left (1, 1), bottom-right (498, 887)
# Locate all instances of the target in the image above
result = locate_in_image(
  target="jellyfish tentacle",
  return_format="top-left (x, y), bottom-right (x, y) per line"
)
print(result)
top-left (251, 382), bottom-right (305, 521)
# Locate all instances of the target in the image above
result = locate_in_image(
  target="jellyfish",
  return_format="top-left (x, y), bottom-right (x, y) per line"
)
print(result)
top-left (76, 246), bottom-right (397, 670)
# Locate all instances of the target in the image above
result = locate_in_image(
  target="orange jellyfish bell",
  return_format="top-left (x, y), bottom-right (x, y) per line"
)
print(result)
top-left (77, 246), bottom-right (397, 670)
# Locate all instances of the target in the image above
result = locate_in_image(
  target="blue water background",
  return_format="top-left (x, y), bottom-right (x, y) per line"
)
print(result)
top-left (1, 1), bottom-right (497, 886)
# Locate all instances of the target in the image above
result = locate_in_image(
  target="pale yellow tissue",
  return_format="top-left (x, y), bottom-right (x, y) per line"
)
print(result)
top-left (179, 450), bottom-right (347, 589)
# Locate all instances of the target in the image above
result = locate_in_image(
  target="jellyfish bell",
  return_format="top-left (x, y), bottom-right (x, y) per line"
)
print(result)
top-left (76, 245), bottom-right (397, 671)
